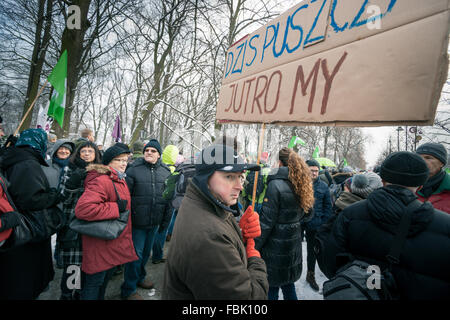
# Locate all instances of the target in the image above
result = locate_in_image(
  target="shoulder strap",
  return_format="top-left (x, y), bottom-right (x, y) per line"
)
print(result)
top-left (386, 200), bottom-right (422, 265)
top-left (111, 180), bottom-right (121, 201)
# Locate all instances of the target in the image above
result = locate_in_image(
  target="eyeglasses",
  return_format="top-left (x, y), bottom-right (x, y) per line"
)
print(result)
top-left (80, 149), bottom-right (95, 154)
top-left (145, 149), bottom-right (158, 153)
top-left (113, 158), bottom-right (128, 164)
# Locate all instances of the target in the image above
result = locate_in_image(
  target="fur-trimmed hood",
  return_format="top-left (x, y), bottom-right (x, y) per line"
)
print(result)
top-left (84, 163), bottom-right (116, 185)
top-left (86, 163), bottom-right (111, 174)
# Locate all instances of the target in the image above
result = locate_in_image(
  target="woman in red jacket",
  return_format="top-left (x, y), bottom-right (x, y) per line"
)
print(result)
top-left (75, 144), bottom-right (138, 300)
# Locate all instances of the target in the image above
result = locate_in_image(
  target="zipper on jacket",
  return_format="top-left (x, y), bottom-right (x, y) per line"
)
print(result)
top-left (151, 168), bottom-right (156, 206)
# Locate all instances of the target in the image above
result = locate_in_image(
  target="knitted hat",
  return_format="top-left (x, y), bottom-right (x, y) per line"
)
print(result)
top-left (143, 139), bottom-right (162, 155)
top-left (162, 145), bottom-right (179, 166)
top-left (380, 151), bottom-right (429, 187)
top-left (351, 172), bottom-right (383, 198)
top-left (15, 128), bottom-right (48, 160)
top-left (306, 159), bottom-right (320, 168)
top-left (59, 142), bottom-right (74, 153)
top-left (102, 143), bottom-right (131, 165)
top-left (416, 142), bottom-right (447, 166)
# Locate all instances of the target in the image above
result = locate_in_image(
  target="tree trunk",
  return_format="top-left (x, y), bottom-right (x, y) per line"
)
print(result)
top-left (20, 0), bottom-right (53, 132)
top-left (53, 0), bottom-right (92, 138)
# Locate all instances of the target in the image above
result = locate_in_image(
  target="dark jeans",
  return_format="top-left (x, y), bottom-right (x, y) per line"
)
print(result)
top-left (152, 209), bottom-right (176, 261)
top-left (268, 283), bottom-right (298, 300)
top-left (167, 209), bottom-right (178, 235)
top-left (80, 267), bottom-right (115, 300)
top-left (305, 227), bottom-right (317, 272)
top-left (152, 227), bottom-right (168, 262)
top-left (121, 226), bottom-right (159, 298)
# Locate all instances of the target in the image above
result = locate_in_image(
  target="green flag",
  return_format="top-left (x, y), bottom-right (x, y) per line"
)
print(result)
top-left (288, 136), bottom-right (306, 148)
top-left (312, 146), bottom-right (320, 158)
top-left (343, 158), bottom-right (348, 166)
top-left (47, 50), bottom-right (67, 128)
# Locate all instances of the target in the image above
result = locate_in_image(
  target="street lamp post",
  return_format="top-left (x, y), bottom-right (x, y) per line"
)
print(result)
top-left (396, 126), bottom-right (403, 151)
top-left (405, 126), bottom-right (408, 151)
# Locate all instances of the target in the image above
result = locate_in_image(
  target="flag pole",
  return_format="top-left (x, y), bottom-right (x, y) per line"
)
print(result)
top-left (251, 122), bottom-right (266, 211)
top-left (13, 79), bottom-right (49, 137)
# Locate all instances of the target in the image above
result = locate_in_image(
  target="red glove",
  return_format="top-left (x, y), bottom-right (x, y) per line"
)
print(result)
top-left (239, 206), bottom-right (261, 242)
top-left (245, 238), bottom-right (261, 258)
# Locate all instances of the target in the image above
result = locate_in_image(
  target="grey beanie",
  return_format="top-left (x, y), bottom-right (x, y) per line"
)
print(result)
top-left (60, 142), bottom-right (74, 153)
top-left (351, 172), bottom-right (383, 199)
top-left (416, 142), bottom-right (447, 166)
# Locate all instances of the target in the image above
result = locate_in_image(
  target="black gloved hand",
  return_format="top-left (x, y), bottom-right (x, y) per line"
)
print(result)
top-left (0, 211), bottom-right (21, 232)
top-left (116, 199), bottom-right (128, 213)
top-left (47, 187), bottom-right (62, 207)
top-left (3, 134), bottom-right (18, 148)
top-left (65, 169), bottom-right (87, 190)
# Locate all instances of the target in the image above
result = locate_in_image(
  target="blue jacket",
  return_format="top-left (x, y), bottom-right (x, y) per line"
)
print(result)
top-left (305, 178), bottom-right (332, 230)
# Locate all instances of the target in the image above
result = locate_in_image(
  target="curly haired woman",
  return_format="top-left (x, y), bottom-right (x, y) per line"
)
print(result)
top-left (255, 147), bottom-right (314, 300)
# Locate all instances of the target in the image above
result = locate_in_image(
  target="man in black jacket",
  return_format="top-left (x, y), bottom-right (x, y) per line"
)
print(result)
top-left (304, 159), bottom-right (332, 291)
top-left (315, 151), bottom-right (450, 299)
top-left (121, 139), bottom-right (172, 300)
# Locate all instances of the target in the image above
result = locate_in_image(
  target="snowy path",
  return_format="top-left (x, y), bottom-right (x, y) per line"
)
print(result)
top-left (292, 241), bottom-right (327, 300)
top-left (49, 235), bottom-right (327, 300)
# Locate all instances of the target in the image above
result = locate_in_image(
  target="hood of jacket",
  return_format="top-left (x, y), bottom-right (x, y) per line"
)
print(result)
top-left (49, 139), bottom-right (75, 159)
top-left (84, 163), bottom-right (118, 184)
top-left (267, 166), bottom-right (289, 183)
top-left (367, 185), bottom-right (434, 236)
top-left (162, 145), bottom-right (179, 166)
top-left (335, 191), bottom-right (364, 211)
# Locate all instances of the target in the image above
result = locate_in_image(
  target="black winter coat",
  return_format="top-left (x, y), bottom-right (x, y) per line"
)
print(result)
top-left (125, 158), bottom-right (172, 229)
top-left (255, 166), bottom-right (307, 287)
top-left (315, 185), bottom-right (450, 299)
top-left (0, 147), bottom-right (56, 299)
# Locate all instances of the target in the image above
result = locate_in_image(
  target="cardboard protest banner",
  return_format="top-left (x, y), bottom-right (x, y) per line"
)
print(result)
top-left (216, 0), bottom-right (450, 126)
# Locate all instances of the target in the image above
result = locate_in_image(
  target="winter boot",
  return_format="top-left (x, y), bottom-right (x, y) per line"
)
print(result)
top-left (306, 271), bottom-right (319, 291)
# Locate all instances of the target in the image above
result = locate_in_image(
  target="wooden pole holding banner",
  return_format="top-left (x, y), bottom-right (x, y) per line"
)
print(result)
top-left (251, 123), bottom-right (266, 211)
top-left (13, 79), bottom-right (49, 137)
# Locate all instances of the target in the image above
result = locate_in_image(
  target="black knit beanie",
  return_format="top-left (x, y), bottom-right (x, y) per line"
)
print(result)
top-left (143, 139), bottom-right (162, 155)
top-left (416, 142), bottom-right (447, 166)
top-left (102, 143), bottom-right (131, 165)
top-left (380, 151), bottom-right (429, 187)
top-left (306, 159), bottom-right (320, 168)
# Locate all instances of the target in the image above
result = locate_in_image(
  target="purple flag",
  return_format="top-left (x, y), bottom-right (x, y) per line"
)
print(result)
top-left (112, 115), bottom-right (121, 142)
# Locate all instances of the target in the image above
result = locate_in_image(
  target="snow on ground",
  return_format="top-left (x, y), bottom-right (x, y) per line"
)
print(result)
top-left (293, 241), bottom-right (327, 300)
top-left (51, 236), bottom-right (327, 300)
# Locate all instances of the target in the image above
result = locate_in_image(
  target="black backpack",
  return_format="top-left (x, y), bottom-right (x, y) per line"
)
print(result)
top-left (169, 161), bottom-right (196, 210)
top-left (322, 200), bottom-right (422, 300)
